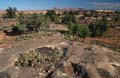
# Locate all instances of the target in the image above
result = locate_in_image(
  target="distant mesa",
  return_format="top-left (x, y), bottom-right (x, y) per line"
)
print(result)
top-left (54, 7), bottom-right (85, 11)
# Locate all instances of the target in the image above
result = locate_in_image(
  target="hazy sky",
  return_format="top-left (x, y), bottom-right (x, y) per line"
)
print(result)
top-left (0, 0), bottom-right (120, 10)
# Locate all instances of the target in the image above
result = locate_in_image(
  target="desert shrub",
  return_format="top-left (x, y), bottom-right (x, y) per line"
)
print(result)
top-left (17, 13), bottom-right (50, 32)
top-left (114, 14), bottom-right (120, 22)
top-left (62, 13), bottom-right (78, 24)
top-left (53, 15), bottom-right (61, 23)
top-left (26, 13), bottom-right (50, 32)
top-left (12, 24), bottom-right (28, 34)
top-left (76, 24), bottom-right (89, 38)
top-left (46, 10), bottom-right (60, 23)
top-left (18, 13), bottom-right (26, 24)
top-left (89, 18), bottom-right (110, 37)
top-left (15, 48), bottom-right (63, 68)
top-left (68, 23), bottom-right (89, 38)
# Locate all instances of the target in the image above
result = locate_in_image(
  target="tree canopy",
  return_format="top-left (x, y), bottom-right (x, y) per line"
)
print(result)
top-left (5, 7), bottom-right (17, 18)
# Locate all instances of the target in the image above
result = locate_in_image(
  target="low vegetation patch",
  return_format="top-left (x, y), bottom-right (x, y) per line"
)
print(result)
top-left (15, 47), bottom-right (63, 68)
top-left (15, 31), bottom-right (53, 41)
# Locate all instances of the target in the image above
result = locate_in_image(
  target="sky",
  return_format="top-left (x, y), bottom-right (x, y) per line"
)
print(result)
top-left (0, 0), bottom-right (120, 10)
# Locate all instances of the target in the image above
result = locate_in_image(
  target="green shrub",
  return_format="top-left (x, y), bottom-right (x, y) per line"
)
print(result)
top-left (89, 18), bottom-right (110, 37)
top-left (27, 13), bottom-right (50, 32)
top-left (45, 10), bottom-right (60, 23)
top-left (76, 25), bottom-right (89, 38)
top-left (12, 24), bottom-right (28, 34)
top-left (68, 23), bottom-right (89, 38)
top-left (62, 14), bottom-right (78, 24)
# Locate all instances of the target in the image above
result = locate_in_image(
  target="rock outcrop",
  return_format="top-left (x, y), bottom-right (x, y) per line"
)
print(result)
top-left (0, 41), bottom-right (120, 78)
top-left (45, 42), bottom-right (120, 78)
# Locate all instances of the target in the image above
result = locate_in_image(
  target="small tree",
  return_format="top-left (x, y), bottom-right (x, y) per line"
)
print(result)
top-left (5, 7), bottom-right (17, 18)
top-left (25, 13), bottom-right (50, 32)
top-left (19, 13), bottom-right (50, 32)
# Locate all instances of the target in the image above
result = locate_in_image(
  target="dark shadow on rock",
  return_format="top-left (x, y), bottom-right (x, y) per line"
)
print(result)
top-left (0, 71), bottom-right (11, 78)
top-left (4, 30), bottom-right (22, 36)
top-left (45, 71), bottom-right (54, 78)
top-left (71, 63), bottom-right (90, 78)
top-left (97, 68), bottom-right (113, 78)
top-left (63, 48), bottom-right (68, 57)
top-left (35, 47), bottom-right (54, 54)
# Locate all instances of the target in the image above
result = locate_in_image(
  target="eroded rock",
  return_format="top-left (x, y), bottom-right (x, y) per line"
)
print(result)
top-left (14, 42), bottom-right (120, 78)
